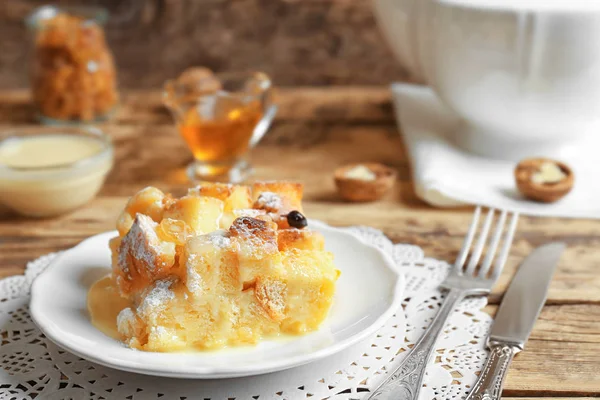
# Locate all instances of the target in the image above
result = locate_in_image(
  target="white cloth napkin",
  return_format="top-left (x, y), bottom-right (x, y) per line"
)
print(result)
top-left (392, 83), bottom-right (600, 219)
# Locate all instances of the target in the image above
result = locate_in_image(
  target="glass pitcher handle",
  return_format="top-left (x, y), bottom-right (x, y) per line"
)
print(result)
top-left (250, 104), bottom-right (277, 148)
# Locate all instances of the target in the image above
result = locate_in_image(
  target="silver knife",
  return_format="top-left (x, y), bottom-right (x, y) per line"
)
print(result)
top-left (466, 242), bottom-right (565, 400)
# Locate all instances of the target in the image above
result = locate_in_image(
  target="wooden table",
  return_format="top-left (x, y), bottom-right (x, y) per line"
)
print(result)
top-left (1, 88), bottom-right (598, 399)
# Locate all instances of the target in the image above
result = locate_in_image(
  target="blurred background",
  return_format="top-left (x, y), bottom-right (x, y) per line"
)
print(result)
top-left (0, 0), bottom-right (418, 89)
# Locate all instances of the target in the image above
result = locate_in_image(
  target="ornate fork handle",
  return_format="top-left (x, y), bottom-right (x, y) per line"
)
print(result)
top-left (369, 288), bottom-right (466, 400)
top-left (465, 343), bottom-right (520, 400)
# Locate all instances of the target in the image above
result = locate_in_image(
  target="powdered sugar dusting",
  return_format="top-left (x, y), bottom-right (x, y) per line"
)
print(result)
top-left (137, 278), bottom-right (176, 320)
top-left (118, 214), bottom-right (163, 273)
top-left (206, 230), bottom-right (231, 248)
top-left (117, 307), bottom-right (137, 336)
top-left (255, 192), bottom-right (283, 211)
top-left (184, 231), bottom-right (231, 295)
top-left (150, 326), bottom-right (177, 341)
top-left (230, 217), bottom-right (278, 256)
top-left (186, 256), bottom-right (203, 295)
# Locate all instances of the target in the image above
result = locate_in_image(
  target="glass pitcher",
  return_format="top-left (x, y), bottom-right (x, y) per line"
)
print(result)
top-left (163, 70), bottom-right (277, 183)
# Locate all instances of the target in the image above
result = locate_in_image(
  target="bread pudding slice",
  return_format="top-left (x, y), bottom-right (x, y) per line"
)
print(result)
top-left (101, 182), bottom-right (339, 352)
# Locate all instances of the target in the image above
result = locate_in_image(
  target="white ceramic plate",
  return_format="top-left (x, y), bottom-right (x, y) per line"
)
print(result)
top-left (30, 220), bottom-right (404, 379)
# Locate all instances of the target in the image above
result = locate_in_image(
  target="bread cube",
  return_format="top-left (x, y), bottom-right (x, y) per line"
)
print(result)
top-left (232, 289), bottom-right (280, 343)
top-left (181, 230), bottom-right (242, 296)
top-left (277, 228), bottom-right (325, 251)
top-left (229, 217), bottom-right (280, 284)
top-left (189, 183), bottom-right (253, 229)
top-left (163, 195), bottom-right (223, 234)
top-left (119, 277), bottom-right (188, 351)
top-left (188, 183), bottom-right (252, 211)
top-left (114, 214), bottom-right (176, 296)
top-left (257, 248), bottom-right (338, 334)
top-left (117, 187), bottom-right (169, 236)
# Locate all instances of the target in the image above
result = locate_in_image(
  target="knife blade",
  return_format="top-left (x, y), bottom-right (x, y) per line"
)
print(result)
top-left (489, 242), bottom-right (565, 348)
top-left (466, 242), bottom-right (565, 400)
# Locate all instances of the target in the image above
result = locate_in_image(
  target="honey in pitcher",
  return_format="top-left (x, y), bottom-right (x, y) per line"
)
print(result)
top-left (178, 96), bottom-right (262, 163)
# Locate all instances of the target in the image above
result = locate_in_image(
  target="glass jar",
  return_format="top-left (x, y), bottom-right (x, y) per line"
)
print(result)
top-left (26, 5), bottom-right (119, 124)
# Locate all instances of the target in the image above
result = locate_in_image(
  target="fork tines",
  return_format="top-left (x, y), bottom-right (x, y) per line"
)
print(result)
top-left (455, 207), bottom-right (519, 280)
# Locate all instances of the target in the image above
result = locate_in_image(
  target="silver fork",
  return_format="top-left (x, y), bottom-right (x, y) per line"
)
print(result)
top-left (369, 207), bottom-right (519, 400)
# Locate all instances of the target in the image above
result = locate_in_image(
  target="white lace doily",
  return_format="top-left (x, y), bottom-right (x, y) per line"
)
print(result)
top-left (0, 226), bottom-right (491, 400)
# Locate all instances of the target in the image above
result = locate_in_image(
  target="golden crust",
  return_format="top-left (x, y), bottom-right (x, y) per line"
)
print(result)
top-left (277, 228), bottom-right (325, 251)
top-left (189, 182), bottom-right (240, 200)
top-left (252, 181), bottom-right (304, 213)
top-left (251, 181), bottom-right (304, 229)
top-left (229, 216), bottom-right (277, 245)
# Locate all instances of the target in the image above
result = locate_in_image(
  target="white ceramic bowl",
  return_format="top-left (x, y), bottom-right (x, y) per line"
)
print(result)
top-left (30, 220), bottom-right (404, 379)
top-left (373, 0), bottom-right (431, 83)
top-left (430, 0), bottom-right (600, 159)
top-left (375, 0), bottom-right (600, 160)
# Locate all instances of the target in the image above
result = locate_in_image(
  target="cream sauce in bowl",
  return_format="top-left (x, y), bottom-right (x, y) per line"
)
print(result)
top-left (0, 127), bottom-right (113, 217)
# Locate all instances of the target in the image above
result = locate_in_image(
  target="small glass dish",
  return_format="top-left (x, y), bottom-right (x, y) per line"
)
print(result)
top-left (0, 126), bottom-right (113, 217)
top-left (163, 70), bottom-right (277, 183)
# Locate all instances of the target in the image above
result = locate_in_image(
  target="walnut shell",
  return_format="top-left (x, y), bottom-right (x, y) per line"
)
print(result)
top-left (334, 163), bottom-right (397, 202)
top-left (514, 158), bottom-right (574, 203)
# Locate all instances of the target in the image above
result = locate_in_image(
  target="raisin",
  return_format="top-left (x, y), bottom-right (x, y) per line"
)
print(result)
top-left (287, 210), bottom-right (307, 229)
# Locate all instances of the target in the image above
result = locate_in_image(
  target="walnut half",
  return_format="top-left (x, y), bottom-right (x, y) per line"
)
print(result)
top-left (334, 163), bottom-right (397, 202)
top-left (514, 158), bottom-right (574, 203)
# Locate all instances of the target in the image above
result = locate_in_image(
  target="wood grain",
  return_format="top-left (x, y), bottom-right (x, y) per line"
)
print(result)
top-left (0, 0), bottom-right (414, 89)
top-left (0, 88), bottom-right (599, 398)
top-left (484, 304), bottom-right (600, 396)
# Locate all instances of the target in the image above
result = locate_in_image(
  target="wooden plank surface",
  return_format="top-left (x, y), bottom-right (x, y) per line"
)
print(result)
top-left (1, 88), bottom-right (599, 398)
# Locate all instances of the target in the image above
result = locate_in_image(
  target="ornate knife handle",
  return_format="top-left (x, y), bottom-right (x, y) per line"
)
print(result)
top-left (369, 289), bottom-right (466, 400)
top-left (466, 343), bottom-right (520, 400)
